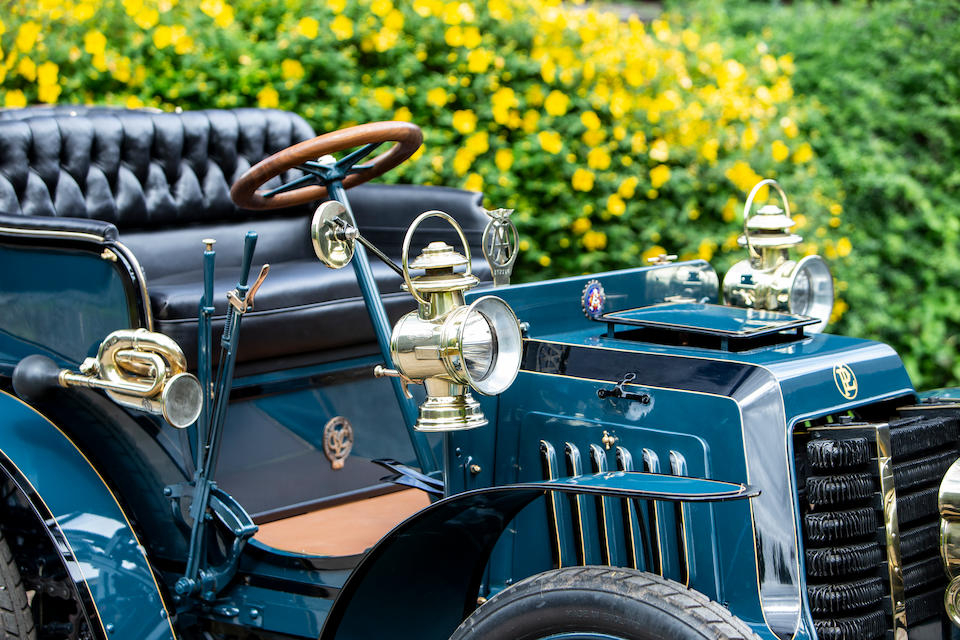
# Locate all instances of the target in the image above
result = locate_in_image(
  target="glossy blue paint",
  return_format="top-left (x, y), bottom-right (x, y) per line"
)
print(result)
top-left (0, 244), bottom-right (137, 372)
top-left (600, 302), bottom-right (817, 336)
top-left (0, 391), bottom-right (175, 640)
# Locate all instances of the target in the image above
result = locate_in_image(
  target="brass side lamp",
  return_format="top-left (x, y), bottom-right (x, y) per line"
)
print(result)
top-left (312, 204), bottom-right (522, 432)
top-left (722, 179), bottom-right (834, 332)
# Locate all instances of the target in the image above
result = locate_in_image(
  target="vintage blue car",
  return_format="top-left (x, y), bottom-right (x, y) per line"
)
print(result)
top-left (0, 106), bottom-right (957, 640)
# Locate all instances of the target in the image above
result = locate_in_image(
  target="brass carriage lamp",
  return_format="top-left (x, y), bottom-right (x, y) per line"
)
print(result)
top-left (380, 211), bottom-right (522, 431)
top-left (311, 203), bottom-right (522, 432)
top-left (722, 179), bottom-right (834, 332)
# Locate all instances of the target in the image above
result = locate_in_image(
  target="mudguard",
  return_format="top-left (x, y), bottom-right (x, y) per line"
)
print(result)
top-left (0, 390), bottom-right (176, 640)
top-left (320, 472), bottom-right (756, 640)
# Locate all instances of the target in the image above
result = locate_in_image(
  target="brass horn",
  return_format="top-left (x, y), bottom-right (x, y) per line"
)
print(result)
top-left (60, 328), bottom-right (203, 428)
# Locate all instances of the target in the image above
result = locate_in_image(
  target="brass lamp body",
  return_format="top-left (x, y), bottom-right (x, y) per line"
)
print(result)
top-left (939, 458), bottom-right (960, 625)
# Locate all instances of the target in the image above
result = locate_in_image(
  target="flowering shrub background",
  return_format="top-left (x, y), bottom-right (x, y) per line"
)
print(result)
top-left (0, 0), bottom-right (953, 388)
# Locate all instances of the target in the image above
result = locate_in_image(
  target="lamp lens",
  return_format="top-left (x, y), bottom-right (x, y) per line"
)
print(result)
top-left (789, 255), bottom-right (834, 332)
top-left (462, 311), bottom-right (497, 381)
top-left (457, 296), bottom-right (522, 395)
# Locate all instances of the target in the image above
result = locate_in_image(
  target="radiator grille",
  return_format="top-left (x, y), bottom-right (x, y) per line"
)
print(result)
top-left (795, 413), bottom-right (959, 640)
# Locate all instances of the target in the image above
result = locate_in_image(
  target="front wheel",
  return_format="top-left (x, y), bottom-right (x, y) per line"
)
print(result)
top-left (450, 567), bottom-right (760, 640)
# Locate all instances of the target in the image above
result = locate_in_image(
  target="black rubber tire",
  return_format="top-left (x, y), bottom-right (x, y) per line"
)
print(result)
top-left (0, 529), bottom-right (35, 639)
top-left (450, 567), bottom-right (761, 640)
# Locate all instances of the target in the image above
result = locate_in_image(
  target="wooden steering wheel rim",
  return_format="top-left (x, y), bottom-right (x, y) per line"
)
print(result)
top-left (230, 121), bottom-right (423, 210)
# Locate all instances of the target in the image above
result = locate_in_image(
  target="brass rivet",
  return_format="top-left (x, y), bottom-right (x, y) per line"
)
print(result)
top-left (469, 464), bottom-right (482, 474)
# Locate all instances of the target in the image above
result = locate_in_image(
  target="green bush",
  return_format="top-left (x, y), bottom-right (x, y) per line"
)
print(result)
top-left (680, 0), bottom-right (960, 387)
top-left (7, 0), bottom-right (899, 375)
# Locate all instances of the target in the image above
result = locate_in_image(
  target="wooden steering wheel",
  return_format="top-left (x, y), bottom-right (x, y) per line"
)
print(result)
top-left (230, 121), bottom-right (423, 210)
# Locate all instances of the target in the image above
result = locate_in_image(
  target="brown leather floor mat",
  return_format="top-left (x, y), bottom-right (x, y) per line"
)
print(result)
top-left (254, 489), bottom-right (431, 556)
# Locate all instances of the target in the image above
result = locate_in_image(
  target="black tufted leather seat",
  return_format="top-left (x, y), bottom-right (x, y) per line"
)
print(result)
top-left (0, 108), bottom-right (490, 371)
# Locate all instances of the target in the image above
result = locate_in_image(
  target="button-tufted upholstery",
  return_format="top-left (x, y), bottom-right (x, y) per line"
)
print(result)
top-left (0, 108), bottom-right (490, 371)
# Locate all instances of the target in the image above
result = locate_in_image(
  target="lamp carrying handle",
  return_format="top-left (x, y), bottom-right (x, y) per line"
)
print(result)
top-left (742, 179), bottom-right (791, 261)
top-left (401, 210), bottom-right (472, 308)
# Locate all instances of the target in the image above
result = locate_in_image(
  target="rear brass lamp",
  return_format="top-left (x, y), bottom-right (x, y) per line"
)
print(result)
top-left (722, 179), bottom-right (834, 332)
top-left (312, 203), bottom-right (522, 432)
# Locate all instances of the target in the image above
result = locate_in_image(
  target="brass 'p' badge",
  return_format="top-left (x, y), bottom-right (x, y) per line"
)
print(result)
top-left (833, 363), bottom-right (858, 400)
top-left (323, 416), bottom-right (354, 470)
top-left (481, 208), bottom-right (519, 287)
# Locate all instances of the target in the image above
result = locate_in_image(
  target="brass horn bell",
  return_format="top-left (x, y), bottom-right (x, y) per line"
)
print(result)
top-left (59, 328), bottom-right (203, 429)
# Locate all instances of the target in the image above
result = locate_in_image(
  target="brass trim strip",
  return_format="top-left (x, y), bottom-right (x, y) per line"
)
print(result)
top-left (616, 446), bottom-right (642, 570)
top-left (0, 225), bottom-right (107, 243)
top-left (565, 442), bottom-right (589, 565)
top-left (876, 423), bottom-right (907, 639)
top-left (590, 443), bottom-right (619, 566)
top-left (110, 241), bottom-right (154, 332)
top-left (540, 440), bottom-right (567, 568)
top-left (669, 450), bottom-right (691, 586)
top-left (642, 447), bottom-right (664, 576)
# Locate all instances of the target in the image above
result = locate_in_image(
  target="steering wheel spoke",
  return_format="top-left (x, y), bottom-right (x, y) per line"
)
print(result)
top-left (336, 142), bottom-right (384, 171)
top-left (261, 173), bottom-right (320, 199)
top-left (345, 162), bottom-right (375, 175)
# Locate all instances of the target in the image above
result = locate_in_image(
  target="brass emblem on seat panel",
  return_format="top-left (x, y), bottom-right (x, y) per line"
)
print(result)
top-left (833, 363), bottom-right (858, 400)
top-left (323, 416), bottom-right (354, 470)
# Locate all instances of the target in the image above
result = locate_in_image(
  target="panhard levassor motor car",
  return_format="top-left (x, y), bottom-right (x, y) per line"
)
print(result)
top-left (1, 105), bottom-right (960, 640)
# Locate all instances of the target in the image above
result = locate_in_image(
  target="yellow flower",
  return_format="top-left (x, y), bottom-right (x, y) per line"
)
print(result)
top-left (393, 106), bottom-right (413, 121)
top-left (793, 142), bottom-right (814, 163)
top-left (780, 116), bottom-right (799, 139)
top-left (384, 10), bottom-right (404, 30)
top-left (453, 148), bottom-right (473, 175)
top-left (38, 83), bottom-right (61, 104)
top-left (649, 138), bottom-right (669, 162)
top-left (298, 17), bottom-right (320, 39)
top-left (582, 230), bottom-right (607, 251)
top-left (538, 254), bottom-right (551, 267)
top-left (467, 48), bottom-right (493, 73)
top-left (771, 140), bottom-right (789, 162)
top-left (153, 25), bottom-right (173, 49)
top-left (836, 237), bottom-right (852, 257)
top-left (464, 172), bottom-right (483, 192)
top-left (537, 131), bottom-right (562, 154)
top-left (571, 168), bottom-right (595, 192)
top-left (36, 61), bottom-right (58, 87)
top-left (580, 110), bottom-right (601, 131)
top-left (700, 138), bottom-right (718, 163)
top-left (372, 87), bottom-right (394, 110)
top-left (698, 238), bottom-right (717, 261)
top-left (829, 217), bottom-right (841, 228)
top-left (135, 7), bottom-right (161, 29)
top-left (582, 129), bottom-right (605, 148)
top-left (571, 217), bottom-right (591, 234)
top-left (741, 126), bottom-right (758, 150)
top-left (490, 86), bottom-right (517, 124)
top-left (281, 59), bottom-right (305, 80)
top-left (829, 203), bottom-right (843, 215)
top-left (722, 197), bottom-right (738, 223)
top-left (525, 84), bottom-right (544, 107)
top-left (462, 27), bottom-right (481, 48)
top-left (725, 160), bottom-right (764, 194)
top-left (328, 0), bottom-right (346, 11)
top-left (257, 86), bottom-right (279, 109)
top-left (4, 90), bottom-right (27, 108)
top-left (618, 176), bottom-right (639, 199)
top-left (73, 2), bottom-right (96, 21)
top-left (84, 30), bottom-right (107, 57)
top-left (125, 95), bottom-right (145, 109)
top-left (426, 87), bottom-right (448, 108)
top-left (371, 0), bottom-right (392, 17)
top-left (16, 22), bottom-right (41, 52)
top-left (522, 110), bottom-right (539, 133)
top-left (17, 58), bottom-right (36, 82)
top-left (544, 90), bottom-right (569, 117)
top-left (587, 148), bottom-right (610, 170)
top-left (331, 15), bottom-right (354, 39)
top-left (607, 194), bottom-right (626, 216)
top-left (649, 164), bottom-right (671, 189)
top-left (495, 148), bottom-right (513, 172)
top-left (444, 25), bottom-right (463, 47)
top-left (465, 131), bottom-right (489, 155)
top-left (452, 109), bottom-right (477, 134)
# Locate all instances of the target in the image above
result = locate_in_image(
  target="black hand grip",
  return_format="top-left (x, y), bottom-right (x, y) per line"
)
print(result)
top-left (238, 231), bottom-right (258, 288)
top-left (12, 354), bottom-right (62, 403)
